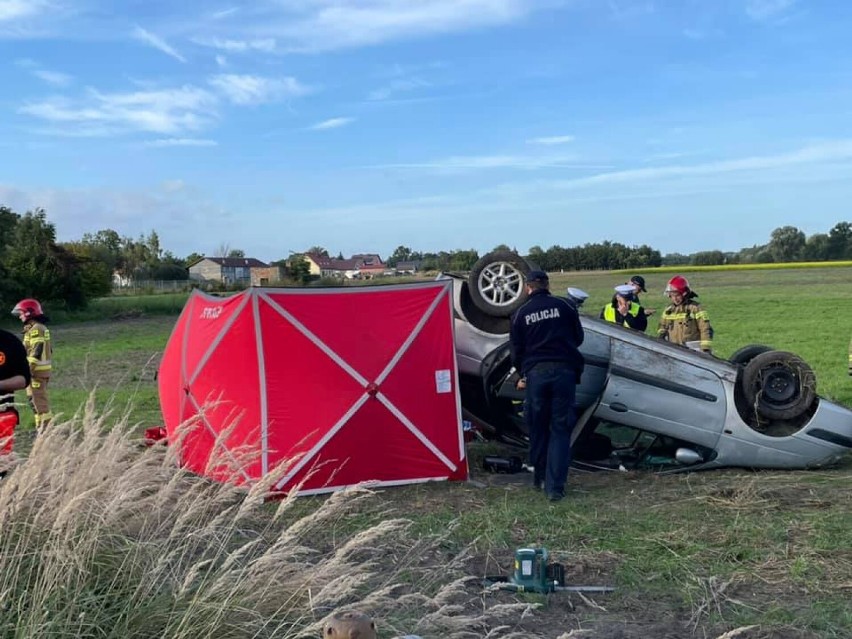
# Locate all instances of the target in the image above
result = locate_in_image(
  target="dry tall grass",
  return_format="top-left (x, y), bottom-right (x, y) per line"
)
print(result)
top-left (0, 398), bottom-right (540, 638)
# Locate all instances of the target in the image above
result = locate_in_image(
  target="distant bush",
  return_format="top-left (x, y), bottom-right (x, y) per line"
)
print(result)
top-left (611, 260), bottom-right (852, 275)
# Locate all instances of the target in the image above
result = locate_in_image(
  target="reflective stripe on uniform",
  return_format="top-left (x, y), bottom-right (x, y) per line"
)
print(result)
top-left (23, 323), bottom-right (52, 373)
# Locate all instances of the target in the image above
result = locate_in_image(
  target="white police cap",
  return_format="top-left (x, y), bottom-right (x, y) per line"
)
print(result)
top-left (566, 287), bottom-right (589, 302)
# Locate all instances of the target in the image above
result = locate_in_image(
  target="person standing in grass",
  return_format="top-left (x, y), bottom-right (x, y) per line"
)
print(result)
top-left (0, 328), bottom-right (30, 398)
top-left (628, 275), bottom-right (655, 317)
top-left (510, 270), bottom-right (584, 503)
top-left (657, 276), bottom-right (713, 353)
top-left (12, 299), bottom-right (53, 429)
top-left (0, 327), bottom-right (31, 454)
top-left (600, 284), bottom-right (648, 332)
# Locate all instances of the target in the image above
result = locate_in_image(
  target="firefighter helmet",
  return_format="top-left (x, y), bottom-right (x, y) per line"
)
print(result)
top-left (12, 298), bottom-right (44, 320)
top-left (665, 275), bottom-right (690, 295)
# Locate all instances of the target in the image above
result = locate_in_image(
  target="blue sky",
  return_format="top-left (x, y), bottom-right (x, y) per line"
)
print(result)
top-left (2, 0), bottom-right (851, 261)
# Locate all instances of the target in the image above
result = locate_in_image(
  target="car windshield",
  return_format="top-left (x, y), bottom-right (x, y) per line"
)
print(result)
top-left (574, 421), bottom-right (714, 471)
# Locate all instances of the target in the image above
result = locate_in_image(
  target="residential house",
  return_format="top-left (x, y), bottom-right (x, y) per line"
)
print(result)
top-left (304, 253), bottom-right (362, 279)
top-left (250, 265), bottom-right (286, 286)
top-left (351, 253), bottom-right (387, 278)
top-left (188, 257), bottom-right (273, 285)
top-left (394, 260), bottom-right (423, 275)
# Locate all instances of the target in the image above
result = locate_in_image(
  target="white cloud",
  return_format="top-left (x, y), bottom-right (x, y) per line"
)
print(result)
top-left (528, 140), bottom-right (852, 190)
top-left (215, 54), bottom-right (227, 67)
top-left (209, 74), bottom-right (310, 105)
top-left (745, 0), bottom-right (796, 22)
top-left (210, 7), bottom-right (239, 20)
top-left (368, 77), bottom-right (431, 101)
top-left (161, 179), bottom-right (186, 193)
top-left (526, 135), bottom-right (574, 146)
top-left (133, 26), bottom-right (186, 63)
top-left (33, 68), bottom-right (73, 87)
top-left (310, 117), bottom-right (355, 130)
top-left (144, 138), bottom-right (218, 148)
top-left (197, 0), bottom-right (554, 53)
top-left (20, 86), bottom-right (217, 135)
top-left (372, 153), bottom-right (606, 171)
top-left (15, 58), bottom-right (72, 86)
top-left (193, 37), bottom-right (277, 53)
top-left (0, 0), bottom-right (44, 21)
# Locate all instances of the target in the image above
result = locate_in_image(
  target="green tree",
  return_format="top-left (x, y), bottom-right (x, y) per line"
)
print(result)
top-left (62, 241), bottom-right (113, 298)
top-left (691, 250), bottom-right (725, 266)
top-left (768, 226), bottom-right (806, 262)
top-left (306, 246), bottom-right (329, 257)
top-left (288, 256), bottom-right (311, 284)
top-left (185, 252), bottom-right (204, 267)
top-left (447, 249), bottom-right (479, 271)
top-left (526, 245), bottom-right (547, 270)
top-left (662, 253), bottom-right (691, 266)
top-left (387, 245), bottom-right (413, 267)
top-left (826, 222), bottom-right (852, 260)
top-left (6, 209), bottom-right (86, 308)
top-left (0, 207), bottom-right (21, 307)
top-left (802, 233), bottom-right (829, 261)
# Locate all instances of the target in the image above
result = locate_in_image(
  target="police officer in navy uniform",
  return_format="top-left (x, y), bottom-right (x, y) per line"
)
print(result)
top-left (510, 270), bottom-right (584, 502)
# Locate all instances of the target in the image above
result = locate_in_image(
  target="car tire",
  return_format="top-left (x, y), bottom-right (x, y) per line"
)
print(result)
top-left (729, 344), bottom-right (773, 366)
top-left (741, 350), bottom-right (817, 421)
top-left (468, 250), bottom-right (532, 317)
top-left (458, 282), bottom-right (512, 334)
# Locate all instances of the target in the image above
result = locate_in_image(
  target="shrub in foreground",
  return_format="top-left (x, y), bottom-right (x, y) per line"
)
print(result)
top-left (0, 400), bottom-right (537, 638)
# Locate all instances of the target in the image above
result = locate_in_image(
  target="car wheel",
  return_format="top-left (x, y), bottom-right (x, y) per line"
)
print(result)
top-left (741, 350), bottom-right (817, 421)
top-left (729, 344), bottom-right (773, 366)
top-left (458, 281), bottom-right (512, 334)
top-left (468, 250), bottom-right (532, 317)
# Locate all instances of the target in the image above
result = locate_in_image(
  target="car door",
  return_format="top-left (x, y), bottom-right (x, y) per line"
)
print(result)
top-left (593, 339), bottom-right (727, 450)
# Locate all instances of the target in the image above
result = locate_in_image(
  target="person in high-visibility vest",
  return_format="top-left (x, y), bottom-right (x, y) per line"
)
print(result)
top-left (600, 284), bottom-right (648, 332)
top-left (12, 299), bottom-right (52, 429)
top-left (628, 275), bottom-right (656, 317)
top-left (657, 276), bottom-right (713, 353)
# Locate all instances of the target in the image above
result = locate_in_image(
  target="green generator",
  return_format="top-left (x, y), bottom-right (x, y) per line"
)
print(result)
top-left (511, 547), bottom-right (555, 593)
top-left (483, 547), bottom-right (612, 594)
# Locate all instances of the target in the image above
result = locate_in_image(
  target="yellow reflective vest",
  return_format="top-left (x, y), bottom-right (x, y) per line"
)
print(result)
top-left (23, 321), bottom-right (52, 375)
top-left (603, 302), bottom-right (641, 327)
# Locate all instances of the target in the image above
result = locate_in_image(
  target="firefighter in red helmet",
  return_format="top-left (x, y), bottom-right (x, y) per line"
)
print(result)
top-left (11, 299), bottom-right (53, 429)
top-left (656, 276), bottom-right (713, 353)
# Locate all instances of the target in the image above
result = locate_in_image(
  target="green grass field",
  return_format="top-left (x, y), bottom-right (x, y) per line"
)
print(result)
top-left (6, 265), bottom-right (852, 638)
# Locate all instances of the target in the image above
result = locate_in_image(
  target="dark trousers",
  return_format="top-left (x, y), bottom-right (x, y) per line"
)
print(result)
top-left (525, 362), bottom-right (577, 496)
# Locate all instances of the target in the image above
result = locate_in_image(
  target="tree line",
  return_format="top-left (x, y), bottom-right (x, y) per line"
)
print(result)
top-left (386, 222), bottom-right (852, 271)
top-left (0, 204), bottom-right (849, 311)
top-left (0, 207), bottom-right (190, 311)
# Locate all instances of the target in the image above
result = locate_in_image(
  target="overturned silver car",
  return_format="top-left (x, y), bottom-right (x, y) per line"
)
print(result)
top-left (443, 251), bottom-right (852, 472)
